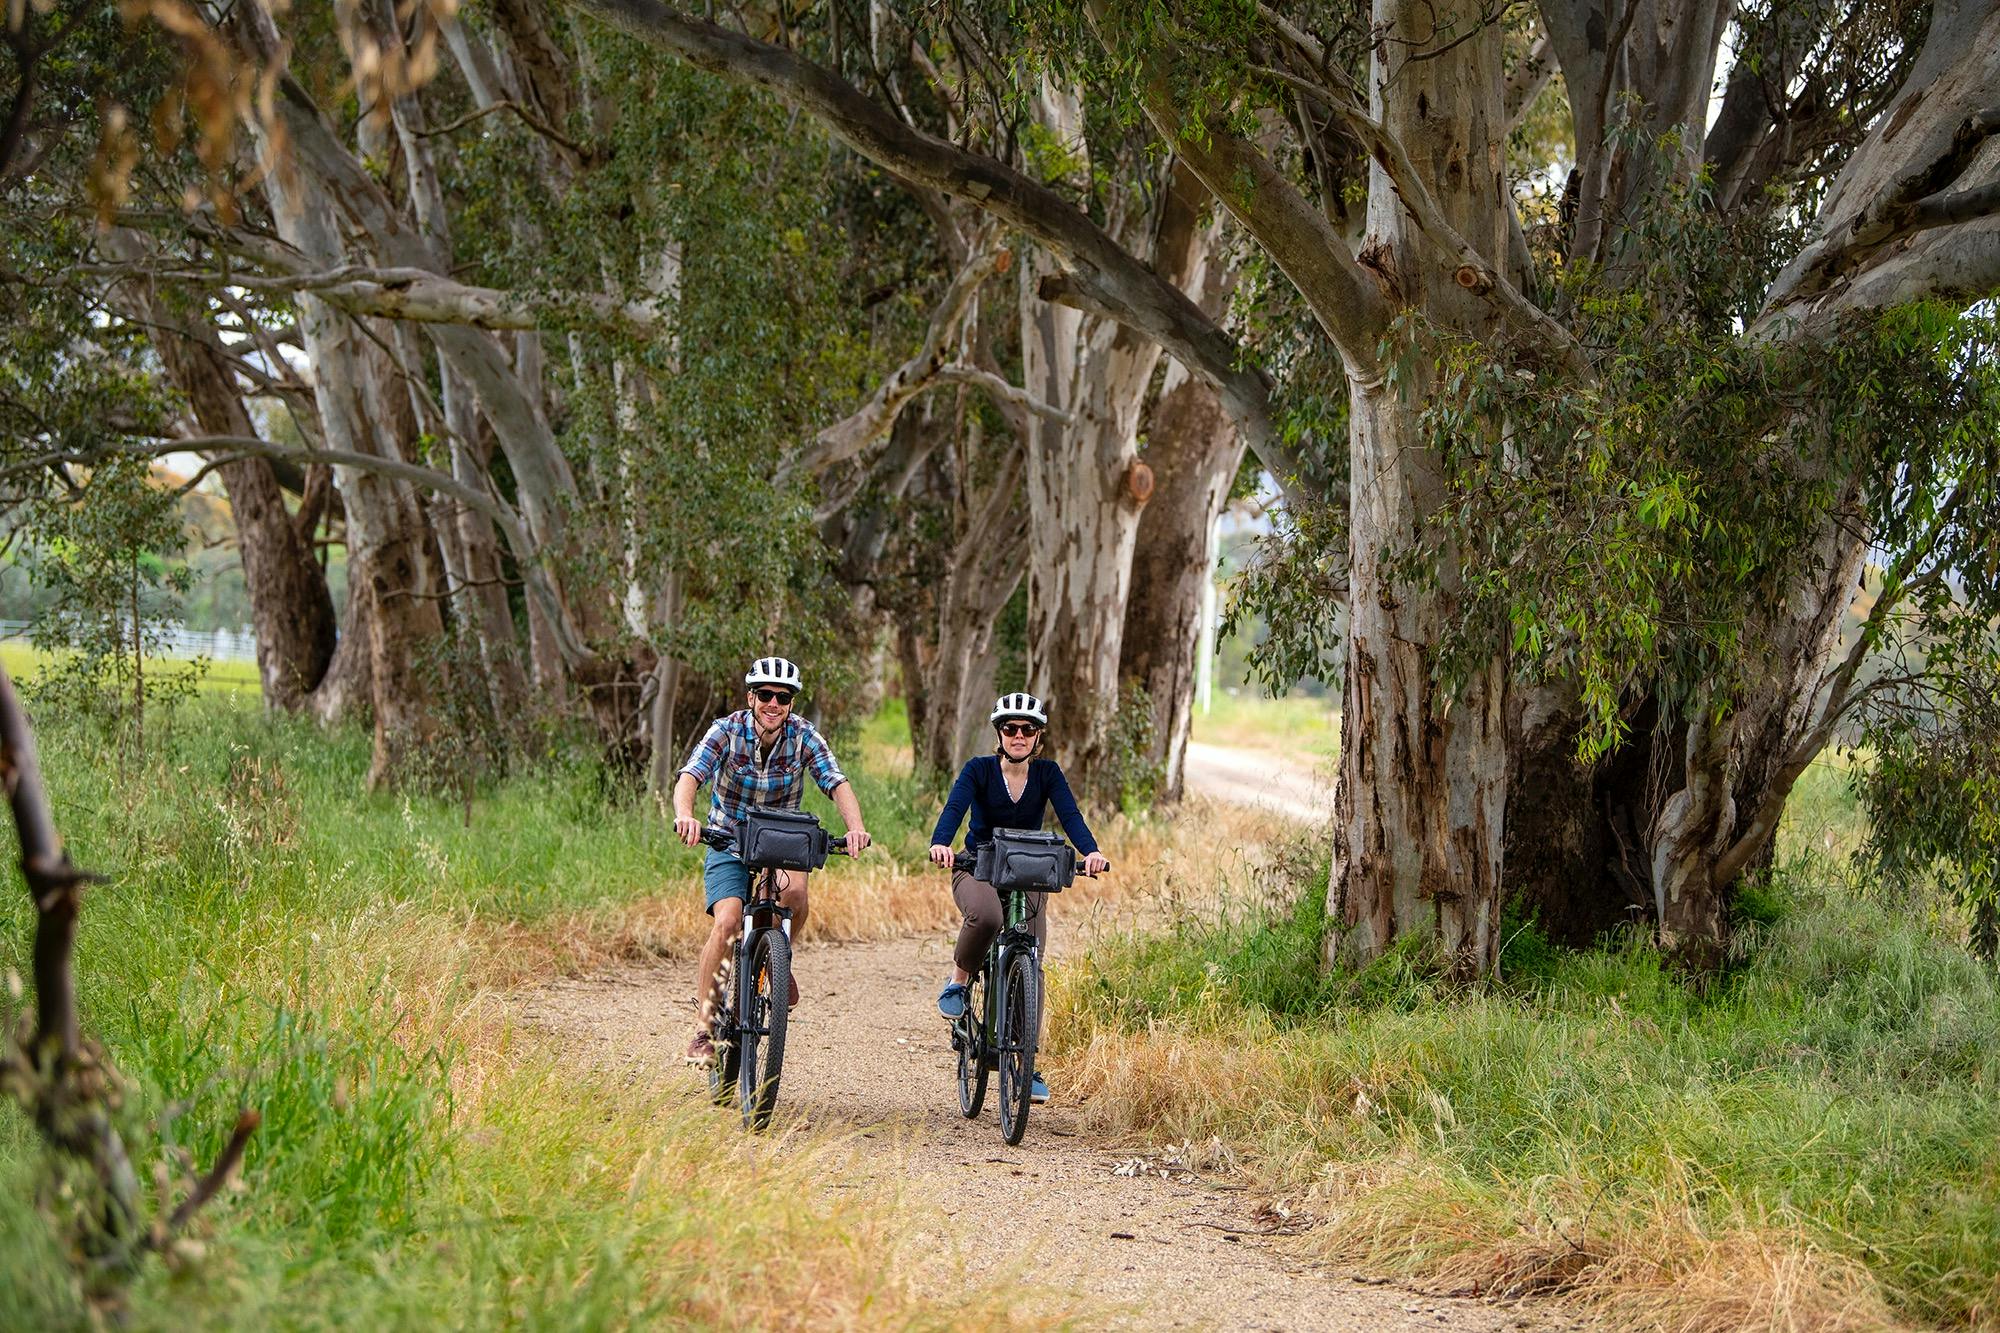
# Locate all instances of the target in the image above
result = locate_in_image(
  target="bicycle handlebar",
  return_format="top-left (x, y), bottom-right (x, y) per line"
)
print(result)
top-left (945, 848), bottom-right (1109, 876)
top-left (691, 823), bottom-right (854, 855)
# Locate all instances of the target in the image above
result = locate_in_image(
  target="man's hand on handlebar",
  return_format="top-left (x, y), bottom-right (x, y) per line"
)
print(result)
top-left (674, 815), bottom-right (703, 847)
top-left (928, 843), bottom-right (955, 867)
top-left (845, 827), bottom-right (872, 855)
top-left (1082, 852), bottom-right (1109, 877)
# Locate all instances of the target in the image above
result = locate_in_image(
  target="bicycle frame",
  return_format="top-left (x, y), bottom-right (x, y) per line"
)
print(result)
top-left (696, 817), bottom-right (845, 1129)
top-left (949, 843), bottom-right (1108, 1143)
top-left (977, 887), bottom-right (1040, 1067)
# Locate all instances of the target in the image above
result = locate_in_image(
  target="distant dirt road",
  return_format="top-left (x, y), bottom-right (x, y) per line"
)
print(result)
top-left (1183, 741), bottom-right (1331, 824)
top-left (521, 934), bottom-right (1573, 1332)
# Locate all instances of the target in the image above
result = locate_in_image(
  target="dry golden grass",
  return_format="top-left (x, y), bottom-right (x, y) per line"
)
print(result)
top-left (173, 868), bottom-right (1093, 1328)
top-left (1045, 1015), bottom-right (1917, 1333)
top-left (1299, 1160), bottom-right (1905, 1333)
top-left (462, 795), bottom-right (1295, 990)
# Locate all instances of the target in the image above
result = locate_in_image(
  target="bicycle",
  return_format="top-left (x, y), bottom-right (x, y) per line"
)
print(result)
top-left (946, 832), bottom-right (1107, 1145)
top-left (696, 809), bottom-right (848, 1130)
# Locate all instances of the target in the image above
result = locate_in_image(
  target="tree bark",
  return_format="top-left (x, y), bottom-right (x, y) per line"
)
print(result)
top-left (246, 45), bottom-right (445, 787)
top-left (441, 378), bottom-right (531, 720)
top-left (1120, 368), bottom-right (1242, 802)
top-left (1017, 249), bottom-right (1157, 796)
top-left (1326, 0), bottom-right (1513, 977)
top-left (1117, 165), bottom-right (1241, 802)
top-left (1336, 382), bottom-right (1508, 977)
top-left (311, 559), bottom-right (375, 727)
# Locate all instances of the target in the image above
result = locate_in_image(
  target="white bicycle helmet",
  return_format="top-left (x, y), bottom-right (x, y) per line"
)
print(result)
top-left (744, 657), bottom-right (803, 691)
top-left (990, 692), bottom-right (1048, 726)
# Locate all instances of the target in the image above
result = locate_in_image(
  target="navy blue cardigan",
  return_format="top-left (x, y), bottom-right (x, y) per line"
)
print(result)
top-left (930, 756), bottom-right (1098, 855)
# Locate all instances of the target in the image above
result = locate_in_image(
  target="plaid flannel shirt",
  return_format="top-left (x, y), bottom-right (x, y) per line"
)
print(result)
top-left (676, 710), bottom-right (847, 839)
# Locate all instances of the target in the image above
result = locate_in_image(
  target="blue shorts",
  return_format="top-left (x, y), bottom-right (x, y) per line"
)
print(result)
top-left (703, 848), bottom-right (750, 913)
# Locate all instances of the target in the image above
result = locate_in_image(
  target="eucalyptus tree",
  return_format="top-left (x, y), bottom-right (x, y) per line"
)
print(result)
top-left (0, 4), bottom-right (342, 716)
top-left (7, 0), bottom-right (908, 786)
top-left (567, 0), bottom-right (1294, 797)
top-left (582, 0), bottom-right (2000, 973)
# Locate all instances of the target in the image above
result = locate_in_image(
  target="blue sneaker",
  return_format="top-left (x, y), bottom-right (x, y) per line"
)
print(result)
top-left (1030, 1073), bottom-right (1050, 1104)
top-left (938, 981), bottom-right (970, 1019)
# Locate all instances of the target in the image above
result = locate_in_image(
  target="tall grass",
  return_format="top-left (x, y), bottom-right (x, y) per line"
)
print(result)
top-left (1188, 689), bottom-right (1339, 761)
top-left (1046, 781), bottom-right (2000, 1330)
top-left (0, 693), bottom-right (1081, 1328)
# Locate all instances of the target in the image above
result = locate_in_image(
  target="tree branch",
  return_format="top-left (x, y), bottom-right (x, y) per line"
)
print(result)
top-left (1503, 33), bottom-right (1555, 136)
top-left (414, 96), bottom-right (591, 158)
top-left (1247, 58), bottom-right (1586, 377)
top-left (1782, 105), bottom-right (2000, 301)
top-left (163, 1108), bottom-right (260, 1234)
top-left (782, 244), bottom-right (1012, 480)
top-left (0, 661), bottom-right (89, 1060)
top-left (564, 0), bottom-right (1310, 499)
top-left (933, 363), bottom-right (1076, 426)
top-left (78, 260), bottom-right (668, 336)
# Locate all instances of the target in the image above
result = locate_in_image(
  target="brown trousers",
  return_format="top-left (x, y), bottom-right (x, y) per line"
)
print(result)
top-left (950, 868), bottom-right (1048, 974)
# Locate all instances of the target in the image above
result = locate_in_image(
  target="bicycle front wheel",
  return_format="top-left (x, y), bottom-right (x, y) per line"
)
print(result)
top-left (996, 949), bottom-right (1038, 1146)
top-left (738, 927), bottom-right (791, 1130)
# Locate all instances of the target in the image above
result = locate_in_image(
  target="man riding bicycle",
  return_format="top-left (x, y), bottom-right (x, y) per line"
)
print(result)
top-left (674, 656), bottom-right (871, 1063)
top-left (928, 692), bottom-right (1108, 1103)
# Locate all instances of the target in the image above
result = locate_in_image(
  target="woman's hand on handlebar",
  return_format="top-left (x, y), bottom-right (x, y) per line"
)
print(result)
top-left (928, 843), bottom-right (955, 867)
top-left (1082, 851), bottom-right (1110, 877)
top-left (674, 815), bottom-right (703, 847)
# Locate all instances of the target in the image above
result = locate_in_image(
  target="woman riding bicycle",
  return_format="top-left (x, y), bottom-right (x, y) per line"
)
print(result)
top-left (928, 692), bottom-right (1109, 1103)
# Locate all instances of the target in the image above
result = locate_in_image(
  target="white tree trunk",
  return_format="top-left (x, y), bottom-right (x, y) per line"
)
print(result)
top-left (258, 149), bottom-right (444, 788)
top-left (1326, 0), bottom-right (1513, 975)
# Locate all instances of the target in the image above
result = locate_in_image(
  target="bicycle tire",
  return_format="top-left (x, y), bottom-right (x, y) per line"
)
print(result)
top-left (996, 949), bottom-right (1038, 1146)
top-left (708, 1001), bottom-right (740, 1106)
top-left (739, 927), bottom-right (790, 1130)
top-left (956, 973), bottom-right (988, 1119)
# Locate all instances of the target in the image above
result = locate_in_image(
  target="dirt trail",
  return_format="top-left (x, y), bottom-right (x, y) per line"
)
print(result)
top-left (522, 931), bottom-right (1579, 1331)
top-left (1183, 742), bottom-right (1331, 825)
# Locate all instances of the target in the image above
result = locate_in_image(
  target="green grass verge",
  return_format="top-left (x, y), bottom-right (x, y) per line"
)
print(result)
top-left (1048, 788), bottom-right (2000, 1329)
top-left (0, 694), bottom-right (1040, 1329)
top-left (0, 641), bottom-right (261, 693)
top-left (1189, 690), bottom-right (1339, 762)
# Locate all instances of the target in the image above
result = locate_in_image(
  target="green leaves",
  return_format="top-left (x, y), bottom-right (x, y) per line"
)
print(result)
top-left (1402, 225), bottom-right (2000, 761)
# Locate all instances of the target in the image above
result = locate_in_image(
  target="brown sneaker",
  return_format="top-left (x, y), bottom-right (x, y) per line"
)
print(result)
top-left (684, 1029), bottom-right (716, 1064)
top-left (788, 974), bottom-right (800, 1009)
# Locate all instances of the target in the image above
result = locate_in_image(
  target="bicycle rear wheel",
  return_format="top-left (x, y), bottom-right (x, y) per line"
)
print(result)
top-left (996, 949), bottom-right (1038, 1146)
top-left (955, 973), bottom-right (988, 1119)
top-left (738, 927), bottom-right (790, 1130)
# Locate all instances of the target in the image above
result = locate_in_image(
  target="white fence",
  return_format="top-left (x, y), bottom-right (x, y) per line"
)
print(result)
top-left (0, 619), bottom-right (259, 663)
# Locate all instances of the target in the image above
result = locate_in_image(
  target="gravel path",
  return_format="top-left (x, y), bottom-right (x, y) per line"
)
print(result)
top-left (1183, 742), bottom-right (1332, 825)
top-left (521, 935), bottom-right (1579, 1332)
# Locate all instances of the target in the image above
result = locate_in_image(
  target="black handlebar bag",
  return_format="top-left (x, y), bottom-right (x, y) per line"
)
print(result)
top-left (975, 829), bottom-right (1074, 892)
top-left (735, 809), bottom-right (829, 871)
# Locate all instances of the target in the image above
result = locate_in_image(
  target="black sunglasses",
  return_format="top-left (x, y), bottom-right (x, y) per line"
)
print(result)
top-left (753, 688), bottom-right (795, 705)
top-left (998, 721), bottom-right (1041, 738)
